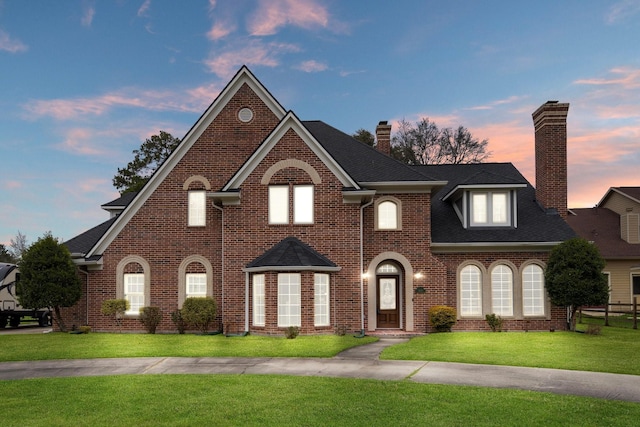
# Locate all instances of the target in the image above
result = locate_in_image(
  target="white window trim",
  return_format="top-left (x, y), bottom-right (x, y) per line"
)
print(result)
top-left (314, 273), bottom-right (330, 327)
top-left (469, 191), bottom-right (511, 227)
top-left (253, 274), bottom-right (265, 327)
top-left (124, 273), bottom-right (145, 316)
top-left (374, 197), bottom-right (402, 231)
top-left (186, 273), bottom-right (207, 299)
top-left (491, 265), bottom-right (514, 317)
top-left (522, 264), bottom-right (546, 317)
top-left (188, 191), bottom-right (206, 227)
top-left (116, 255), bottom-right (151, 319)
top-left (459, 264), bottom-right (483, 317)
top-left (278, 273), bottom-right (301, 327)
top-left (269, 184), bottom-right (314, 225)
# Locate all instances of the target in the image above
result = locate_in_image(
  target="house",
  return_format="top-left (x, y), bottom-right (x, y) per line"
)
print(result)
top-left (64, 67), bottom-right (575, 334)
top-left (567, 187), bottom-right (640, 307)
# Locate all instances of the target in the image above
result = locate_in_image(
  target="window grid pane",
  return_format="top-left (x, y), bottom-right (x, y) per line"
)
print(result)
top-left (269, 186), bottom-right (289, 224)
top-left (186, 273), bottom-right (207, 298)
top-left (523, 265), bottom-right (545, 316)
top-left (314, 274), bottom-right (330, 326)
top-left (378, 201), bottom-right (398, 229)
top-left (253, 274), bottom-right (265, 326)
top-left (294, 185), bottom-right (314, 224)
top-left (460, 266), bottom-right (482, 316)
top-left (491, 265), bottom-right (513, 316)
top-left (472, 193), bottom-right (487, 224)
top-left (188, 191), bottom-right (206, 226)
top-left (124, 273), bottom-right (144, 315)
top-left (278, 273), bottom-right (301, 327)
top-left (492, 193), bottom-right (508, 224)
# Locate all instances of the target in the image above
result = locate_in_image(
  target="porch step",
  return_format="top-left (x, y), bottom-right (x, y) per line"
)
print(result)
top-left (365, 330), bottom-right (425, 338)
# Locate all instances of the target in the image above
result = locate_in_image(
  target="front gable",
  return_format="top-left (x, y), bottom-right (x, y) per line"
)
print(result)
top-left (87, 66), bottom-right (286, 258)
top-left (212, 112), bottom-right (359, 207)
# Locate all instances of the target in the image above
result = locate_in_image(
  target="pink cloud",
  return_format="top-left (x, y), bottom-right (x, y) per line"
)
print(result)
top-left (207, 20), bottom-right (236, 40)
top-left (4, 180), bottom-right (23, 190)
top-left (137, 0), bottom-right (151, 17)
top-left (248, 0), bottom-right (330, 35)
top-left (204, 40), bottom-right (300, 78)
top-left (0, 30), bottom-right (28, 53)
top-left (81, 2), bottom-right (96, 27)
top-left (296, 60), bottom-right (328, 73)
top-left (24, 86), bottom-right (214, 120)
top-left (574, 67), bottom-right (640, 89)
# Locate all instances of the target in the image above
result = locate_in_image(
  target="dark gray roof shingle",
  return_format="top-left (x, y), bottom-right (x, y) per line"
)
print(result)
top-left (246, 236), bottom-right (337, 269)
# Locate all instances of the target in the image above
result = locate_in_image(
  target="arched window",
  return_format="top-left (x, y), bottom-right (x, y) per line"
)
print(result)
top-left (491, 265), bottom-right (513, 316)
top-left (378, 201), bottom-right (398, 230)
top-left (377, 263), bottom-right (399, 274)
top-left (460, 265), bottom-right (482, 316)
top-left (116, 255), bottom-right (151, 317)
top-left (522, 264), bottom-right (545, 316)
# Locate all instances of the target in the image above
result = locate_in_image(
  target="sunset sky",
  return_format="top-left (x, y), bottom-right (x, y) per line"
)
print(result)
top-left (2, 0), bottom-right (640, 246)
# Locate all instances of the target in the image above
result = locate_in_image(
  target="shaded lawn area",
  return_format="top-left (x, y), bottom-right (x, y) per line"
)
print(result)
top-left (0, 334), bottom-right (377, 362)
top-left (2, 375), bottom-right (639, 427)
top-left (381, 325), bottom-right (640, 375)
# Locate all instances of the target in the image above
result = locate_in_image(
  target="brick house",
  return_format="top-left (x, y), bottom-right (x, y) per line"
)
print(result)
top-left (567, 187), bottom-right (640, 307)
top-left (64, 67), bottom-right (575, 334)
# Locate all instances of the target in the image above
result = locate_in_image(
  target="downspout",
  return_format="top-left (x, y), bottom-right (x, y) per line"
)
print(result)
top-left (245, 271), bottom-right (249, 332)
top-left (212, 203), bottom-right (224, 332)
top-left (360, 198), bottom-right (374, 333)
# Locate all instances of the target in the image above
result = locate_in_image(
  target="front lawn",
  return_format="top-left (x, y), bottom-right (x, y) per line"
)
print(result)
top-left (381, 325), bottom-right (640, 375)
top-left (1, 375), bottom-right (639, 427)
top-left (0, 333), bottom-right (377, 362)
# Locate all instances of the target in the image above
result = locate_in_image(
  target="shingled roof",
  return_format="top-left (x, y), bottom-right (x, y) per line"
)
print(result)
top-left (417, 163), bottom-right (576, 245)
top-left (567, 207), bottom-right (640, 259)
top-left (245, 236), bottom-right (340, 272)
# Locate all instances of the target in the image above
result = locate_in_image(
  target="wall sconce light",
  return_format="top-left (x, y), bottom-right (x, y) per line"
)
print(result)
top-left (414, 272), bottom-right (424, 279)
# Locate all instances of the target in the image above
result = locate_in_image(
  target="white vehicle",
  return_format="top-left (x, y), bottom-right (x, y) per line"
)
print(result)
top-left (0, 263), bottom-right (52, 328)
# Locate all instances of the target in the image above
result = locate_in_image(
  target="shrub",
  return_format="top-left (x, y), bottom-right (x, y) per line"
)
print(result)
top-left (101, 299), bottom-right (129, 332)
top-left (485, 313), bottom-right (504, 332)
top-left (428, 305), bottom-right (457, 332)
top-left (334, 325), bottom-right (347, 336)
top-left (171, 309), bottom-right (186, 334)
top-left (78, 325), bottom-right (91, 334)
top-left (139, 306), bottom-right (162, 334)
top-left (181, 297), bottom-right (217, 333)
top-left (284, 326), bottom-right (300, 339)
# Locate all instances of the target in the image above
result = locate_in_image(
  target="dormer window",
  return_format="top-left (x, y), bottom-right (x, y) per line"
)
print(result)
top-left (445, 185), bottom-right (523, 229)
top-left (471, 191), bottom-right (510, 226)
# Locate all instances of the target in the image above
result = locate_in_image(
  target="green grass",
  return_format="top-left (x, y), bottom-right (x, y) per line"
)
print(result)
top-left (381, 326), bottom-right (640, 375)
top-left (1, 375), bottom-right (639, 426)
top-left (0, 333), bottom-right (377, 362)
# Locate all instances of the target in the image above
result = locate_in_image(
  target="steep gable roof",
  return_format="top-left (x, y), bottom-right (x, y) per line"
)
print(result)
top-left (86, 66), bottom-right (286, 258)
top-left (245, 236), bottom-right (341, 272)
top-left (599, 187), bottom-right (640, 207)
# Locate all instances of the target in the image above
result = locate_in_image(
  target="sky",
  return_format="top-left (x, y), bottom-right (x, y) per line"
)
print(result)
top-left (1, 0), bottom-right (640, 247)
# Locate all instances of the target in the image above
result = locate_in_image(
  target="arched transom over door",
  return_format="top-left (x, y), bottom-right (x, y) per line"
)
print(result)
top-left (376, 263), bottom-right (401, 328)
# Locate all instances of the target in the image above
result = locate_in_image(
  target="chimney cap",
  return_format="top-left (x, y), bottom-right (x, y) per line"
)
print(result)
top-left (546, 100), bottom-right (559, 104)
top-left (378, 120), bottom-right (388, 126)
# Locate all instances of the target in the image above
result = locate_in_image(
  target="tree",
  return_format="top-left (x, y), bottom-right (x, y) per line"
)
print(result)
top-left (544, 238), bottom-right (609, 331)
top-left (17, 232), bottom-right (82, 332)
top-left (352, 128), bottom-right (375, 147)
top-left (113, 131), bottom-right (181, 194)
top-left (0, 244), bottom-right (16, 263)
top-left (391, 118), bottom-right (490, 165)
top-left (9, 231), bottom-right (28, 261)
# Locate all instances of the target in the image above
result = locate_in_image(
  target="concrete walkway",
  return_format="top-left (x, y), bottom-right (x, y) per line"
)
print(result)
top-left (1, 338), bottom-right (639, 403)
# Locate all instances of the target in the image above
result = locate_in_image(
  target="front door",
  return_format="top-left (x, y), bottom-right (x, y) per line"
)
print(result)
top-left (377, 276), bottom-right (400, 328)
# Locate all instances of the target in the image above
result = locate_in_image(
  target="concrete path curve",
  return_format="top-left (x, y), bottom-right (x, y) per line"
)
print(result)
top-left (1, 338), bottom-right (639, 403)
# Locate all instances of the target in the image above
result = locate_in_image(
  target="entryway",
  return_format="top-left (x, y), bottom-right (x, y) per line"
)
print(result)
top-left (376, 263), bottom-right (401, 329)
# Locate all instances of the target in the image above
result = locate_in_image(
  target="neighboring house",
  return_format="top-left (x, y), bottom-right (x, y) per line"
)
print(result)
top-left (567, 187), bottom-right (640, 307)
top-left (64, 67), bottom-right (575, 334)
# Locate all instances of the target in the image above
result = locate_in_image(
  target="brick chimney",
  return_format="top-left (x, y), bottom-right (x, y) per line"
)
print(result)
top-left (532, 101), bottom-right (569, 219)
top-left (376, 121), bottom-right (392, 155)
